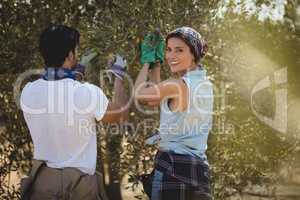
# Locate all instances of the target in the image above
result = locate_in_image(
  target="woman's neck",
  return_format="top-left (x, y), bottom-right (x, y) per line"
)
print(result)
top-left (178, 64), bottom-right (199, 77)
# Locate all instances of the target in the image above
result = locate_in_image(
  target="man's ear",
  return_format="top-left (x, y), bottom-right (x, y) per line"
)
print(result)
top-left (67, 51), bottom-right (74, 61)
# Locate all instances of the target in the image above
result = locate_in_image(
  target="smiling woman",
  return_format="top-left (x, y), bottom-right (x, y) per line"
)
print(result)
top-left (134, 27), bottom-right (213, 200)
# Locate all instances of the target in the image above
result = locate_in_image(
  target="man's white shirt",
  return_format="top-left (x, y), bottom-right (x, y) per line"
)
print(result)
top-left (20, 78), bottom-right (108, 175)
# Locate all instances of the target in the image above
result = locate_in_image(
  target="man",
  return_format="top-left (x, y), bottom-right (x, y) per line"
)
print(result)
top-left (20, 24), bottom-right (128, 200)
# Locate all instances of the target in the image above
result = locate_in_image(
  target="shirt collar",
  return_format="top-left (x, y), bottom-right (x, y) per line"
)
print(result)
top-left (184, 66), bottom-right (207, 80)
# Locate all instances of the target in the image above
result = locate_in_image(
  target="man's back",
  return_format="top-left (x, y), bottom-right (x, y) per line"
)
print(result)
top-left (20, 78), bottom-right (108, 175)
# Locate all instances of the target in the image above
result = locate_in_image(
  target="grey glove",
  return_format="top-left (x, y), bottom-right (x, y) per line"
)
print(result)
top-left (74, 48), bottom-right (99, 81)
top-left (79, 48), bottom-right (99, 67)
top-left (107, 54), bottom-right (127, 81)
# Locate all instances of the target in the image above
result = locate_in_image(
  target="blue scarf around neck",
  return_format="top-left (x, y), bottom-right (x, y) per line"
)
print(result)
top-left (42, 67), bottom-right (77, 81)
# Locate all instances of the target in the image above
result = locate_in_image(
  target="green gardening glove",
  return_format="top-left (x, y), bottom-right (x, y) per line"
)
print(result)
top-left (155, 33), bottom-right (165, 64)
top-left (140, 33), bottom-right (157, 67)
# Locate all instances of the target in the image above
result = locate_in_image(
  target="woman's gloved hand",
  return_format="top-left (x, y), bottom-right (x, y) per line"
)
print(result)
top-left (140, 32), bottom-right (165, 68)
top-left (155, 33), bottom-right (165, 64)
top-left (140, 33), bottom-right (156, 66)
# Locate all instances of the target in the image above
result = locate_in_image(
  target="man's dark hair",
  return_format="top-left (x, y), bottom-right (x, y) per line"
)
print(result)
top-left (39, 24), bottom-right (80, 68)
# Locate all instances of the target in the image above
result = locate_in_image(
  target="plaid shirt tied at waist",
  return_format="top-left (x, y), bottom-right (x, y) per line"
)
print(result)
top-left (154, 150), bottom-right (210, 187)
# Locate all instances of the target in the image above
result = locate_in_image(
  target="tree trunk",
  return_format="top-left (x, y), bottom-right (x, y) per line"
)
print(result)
top-left (106, 134), bottom-right (123, 200)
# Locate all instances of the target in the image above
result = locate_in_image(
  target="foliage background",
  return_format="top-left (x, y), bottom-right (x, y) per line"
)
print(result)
top-left (0, 0), bottom-right (299, 199)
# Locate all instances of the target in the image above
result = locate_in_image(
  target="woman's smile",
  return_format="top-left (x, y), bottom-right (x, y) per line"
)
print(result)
top-left (168, 60), bottom-right (179, 66)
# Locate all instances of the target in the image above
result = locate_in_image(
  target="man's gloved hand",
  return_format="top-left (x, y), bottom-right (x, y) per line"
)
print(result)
top-left (79, 48), bottom-right (99, 68)
top-left (107, 54), bottom-right (127, 81)
top-left (72, 48), bottom-right (99, 81)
